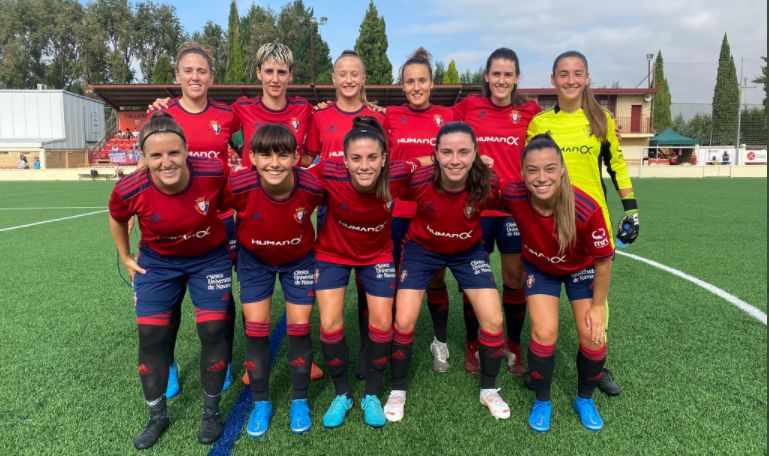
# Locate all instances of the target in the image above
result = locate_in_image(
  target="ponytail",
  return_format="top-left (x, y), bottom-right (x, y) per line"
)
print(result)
top-left (552, 50), bottom-right (607, 140)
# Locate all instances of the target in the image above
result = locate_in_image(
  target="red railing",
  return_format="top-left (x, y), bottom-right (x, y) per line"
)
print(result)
top-left (615, 116), bottom-right (652, 134)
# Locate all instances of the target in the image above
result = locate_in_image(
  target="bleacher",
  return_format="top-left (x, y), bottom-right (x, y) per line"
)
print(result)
top-left (91, 132), bottom-right (140, 164)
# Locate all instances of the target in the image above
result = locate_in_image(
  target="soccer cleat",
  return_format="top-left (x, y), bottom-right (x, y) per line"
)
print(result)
top-left (221, 363), bottom-right (234, 393)
top-left (198, 395), bottom-right (223, 444)
top-left (354, 345), bottom-right (367, 380)
top-left (429, 338), bottom-right (450, 373)
top-left (383, 390), bottom-right (406, 423)
top-left (133, 398), bottom-right (170, 450)
top-left (311, 362), bottom-right (324, 381)
top-left (480, 388), bottom-right (510, 420)
top-left (504, 342), bottom-right (528, 376)
top-left (573, 397), bottom-right (604, 431)
top-left (289, 399), bottom-right (311, 434)
top-left (463, 339), bottom-right (480, 373)
top-left (528, 399), bottom-right (552, 432)
top-left (246, 401), bottom-right (273, 438)
top-left (322, 394), bottom-right (353, 429)
top-left (597, 368), bottom-right (621, 396)
top-left (166, 361), bottom-right (181, 399)
top-left (361, 395), bottom-right (386, 428)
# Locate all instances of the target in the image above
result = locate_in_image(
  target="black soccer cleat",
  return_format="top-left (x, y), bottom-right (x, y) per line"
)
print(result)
top-left (597, 368), bottom-right (621, 396)
top-left (134, 398), bottom-right (170, 450)
top-left (198, 394), bottom-right (223, 444)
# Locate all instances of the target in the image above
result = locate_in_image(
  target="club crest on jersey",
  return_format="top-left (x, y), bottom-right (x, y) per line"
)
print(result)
top-left (194, 197), bottom-right (210, 215)
top-left (294, 207), bottom-right (307, 223)
top-left (526, 274), bottom-right (535, 289)
top-left (479, 111), bottom-right (487, 119)
top-left (510, 110), bottom-right (521, 124)
top-left (210, 120), bottom-right (221, 135)
top-left (313, 269), bottom-right (320, 283)
top-left (383, 200), bottom-right (393, 211)
top-left (464, 205), bottom-right (476, 218)
top-left (434, 115), bottom-right (444, 127)
top-left (290, 117), bottom-right (300, 131)
top-left (400, 270), bottom-right (408, 282)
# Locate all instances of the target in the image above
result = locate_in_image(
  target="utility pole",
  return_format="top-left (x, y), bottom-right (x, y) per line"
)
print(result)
top-left (647, 53), bottom-right (654, 88)
top-left (308, 16), bottom-right (328, 85)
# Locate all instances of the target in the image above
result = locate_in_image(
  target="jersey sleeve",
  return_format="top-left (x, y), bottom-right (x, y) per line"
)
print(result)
top-left (600, 112), bottom-right (633, 192)
top-left (303, 113), bottom-right (321, 159)
top-left (453, 97), bottom-right (469, 121)
top-left (108, 188), bottom-right (133, 223)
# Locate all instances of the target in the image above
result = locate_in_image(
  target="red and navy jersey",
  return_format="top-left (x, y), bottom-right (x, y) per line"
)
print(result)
top-left (304, 103), bottom-right (386, 163)
top-left (501, 181), bottom-right (614, 274)
top-left (314, 160), bottom-right (413, 265)
top-left (403, 165), bottom-right (500, 255)
top-left (109, 157), bottom-right (230, 257)
top-left (454, 94), bottom-right (540, 216)
top-left (158, 98), bottom-right (240, 164)
top-left (228, 167), bottom-right (324, 265)
top-left (232, 95), bottom-right (313, 169)
top-left (385, 104), bottom-right (455, 218)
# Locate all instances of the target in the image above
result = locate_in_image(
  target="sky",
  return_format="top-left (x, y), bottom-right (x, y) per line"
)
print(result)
top-left (168, 0), bottom-right (766, 105)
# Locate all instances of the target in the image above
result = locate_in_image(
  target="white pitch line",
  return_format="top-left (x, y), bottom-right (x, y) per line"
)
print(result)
top-left (0, 207), bottom-right (106, 210)
top-left (616, 250), bottom-right (767, 325)
top-left (0, 210), bottom-right (108, 232)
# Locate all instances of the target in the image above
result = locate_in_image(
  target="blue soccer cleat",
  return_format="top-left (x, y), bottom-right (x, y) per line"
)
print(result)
top-left (322, 394), bottom-right (353, 429)
top-left (573, 397), bottom-right (604, 431)
top-left (221, 362), bottom-right (234, 393)
top-left (361, 395), bottom-right (386, 428)
top-left (246, 401), bottom-right (273, 438)
top-left (528, 399), bottom-right (552, 432)
top-left (289, 399), bottom-right (312, 434)
top-left (166, 360), bottom-right (180, 399)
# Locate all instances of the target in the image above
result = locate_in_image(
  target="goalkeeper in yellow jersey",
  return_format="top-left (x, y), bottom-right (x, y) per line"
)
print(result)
top-left (526, 50), bottom-right (639, 396)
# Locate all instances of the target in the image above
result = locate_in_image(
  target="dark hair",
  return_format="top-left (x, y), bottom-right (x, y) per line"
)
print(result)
top-left (175, 41), bottom-right (215, 74)
top-left (522, 134), bottom-right (575, 254)
top-left (334, 50), bottom-right (368, 103)
top-left (139, 111), bottom-right (186, 151)
top-left (343, 116), bottom-right (390, 202)
top-left (482, 47), bottom-right (527, 106)
top-left (248, 123), bottom-right (297, 159)
top-left (399, 47), bottom-right (432, 81)
top-left (432, 121), bottom-right (490, 210)
top-left (552, 50), bottom-right (608, 140)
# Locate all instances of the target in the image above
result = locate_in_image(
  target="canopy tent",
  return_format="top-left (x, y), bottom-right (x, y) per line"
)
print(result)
top-left (649, 128), bottom-right (699, 147)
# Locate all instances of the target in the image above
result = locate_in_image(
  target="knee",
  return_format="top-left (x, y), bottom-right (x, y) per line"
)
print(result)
top-left (137, 323), bottom-right (170, 350)
top-left (394, 316), bottom-right (415, 334)
top-left (196, 319), bottom-right (227, 343)
top-left (369, 314), bottom-right (392, 331)
top-left (531, 327), bottom-right (558, 346)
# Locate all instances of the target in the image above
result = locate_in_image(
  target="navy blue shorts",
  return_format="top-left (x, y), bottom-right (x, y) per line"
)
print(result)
top-left (398, 241), bottom-right (496, 290)
top-left (480, 215), bottom-right (521, 255)
top-left (315, 260), bottom-right (397, 298)
top-left (522, 259), bottom-right (595, 301)
top-left (133, 245), bottom-right (233, 317)
top-left (391, 217), bottom-right (411, 267)
top-left (237, 246), bottom-right (316, 305)
top-left (223, 215), bottom-right (236, 254)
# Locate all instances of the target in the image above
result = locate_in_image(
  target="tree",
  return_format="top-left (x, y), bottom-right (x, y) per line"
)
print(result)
top-left (445, 59), bottom-right (459, 84)
top-left (276, 1), bottom-right (331, 84)
top-left (90, 0), bottom-right (137, 83)
top-left (225, 0), bottom-right (245, 83)
top-left (753, 56), bottom-right (768, 116)
top-left (354, 0), bottom-right (392, 85)
top-left (679, 113), bottom-right (713, 145)
top-left (651, 50), bottom-right (672, 132)
top-left (152, 53), bottom-right (174, 83)
top-left (191, 21), bottom-right (228, 80)
top-left (433, 61), bottom-right (445, 84)
top-left (134, 1), bottom-right (184, 83)
top-left (711, 33), bottom-right (740, 145)
top-left (241, 5), bottom-right (277, 83)
top-left (738, 107), bottom-right (768, 145)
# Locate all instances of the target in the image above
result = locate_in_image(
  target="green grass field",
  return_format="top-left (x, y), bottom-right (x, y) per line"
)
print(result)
top-left (0, 178), bottom-right (766, 455)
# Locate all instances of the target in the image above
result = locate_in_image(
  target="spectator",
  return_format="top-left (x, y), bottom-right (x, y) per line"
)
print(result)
top-left (721, 150), bottom-right (730, 164)
top-left (90, 164), bottom-right (99, 180)
top-left (118, 130), bottom-right (125, 140)
top-left (113, 163), bottom-right (124, 180)
top-left (17, 156), bottom-right (29, 169)
top-left (33, 157), bottom-right (41, 169)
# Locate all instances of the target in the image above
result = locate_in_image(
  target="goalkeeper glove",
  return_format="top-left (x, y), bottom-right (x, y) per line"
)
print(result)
top-left (617, 192), bottom-right (639, 244)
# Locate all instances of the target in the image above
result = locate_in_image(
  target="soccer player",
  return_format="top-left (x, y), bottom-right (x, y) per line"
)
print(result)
top-left (384, 121), bottom-right (510, 423)
top-left (145, 41), bottom-right (239, 399)
top-left (108, 112), bottom-right (232, 449)
top-left (384, 47), bottom-right (457, 373)
top-left (233, 42), bottom-right (314, 169)
top-left (501, 134), bottom-right (613, 432)
top-left (227, 124), bottom-right (324, 437)
top-left (304, 50), bottom-right (386, 381)
top-left (453, 48), bottom-right (542, 376)
top-left (313, 117), bottom-right (413, 429)
top-left (526, 50), bottom-right (639, 396)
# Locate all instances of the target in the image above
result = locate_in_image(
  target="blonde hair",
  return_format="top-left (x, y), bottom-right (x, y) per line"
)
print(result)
top-left (256, 41), bottom-right (294, 71)
top-left (334, 50), bottom-right (367, 103)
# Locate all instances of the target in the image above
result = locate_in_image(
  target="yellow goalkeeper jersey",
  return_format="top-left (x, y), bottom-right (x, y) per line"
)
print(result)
top-left (527, 106), bottom-right (633, 240)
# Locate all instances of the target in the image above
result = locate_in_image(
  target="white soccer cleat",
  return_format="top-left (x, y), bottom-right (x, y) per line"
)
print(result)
top-left (429, 338), bottom-right (450, 373)
top-left (384, 390), bottom-right (407, 422)
top-left (480, 388), bottom-right (510, 420)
